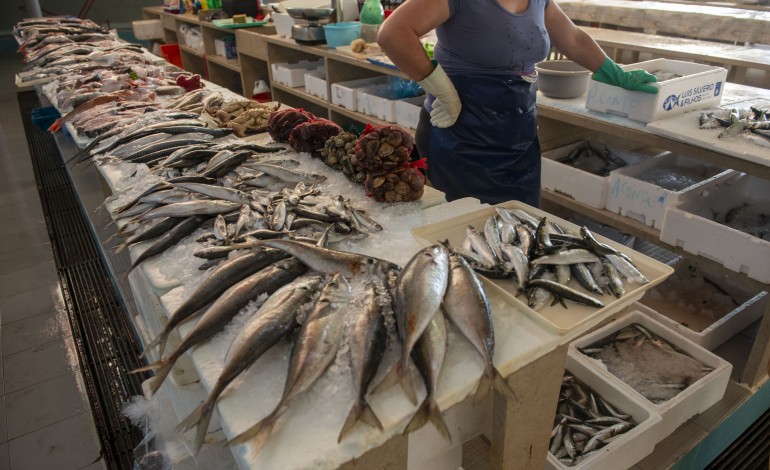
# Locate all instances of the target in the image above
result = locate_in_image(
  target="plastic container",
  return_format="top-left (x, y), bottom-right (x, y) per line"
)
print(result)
top-left (396, 95), bottom-right (425, 129)
top-left (272, 12), bottom-right (295, 38)
top-left (410, 200), bottom-right (675, 335)
top-left (585, 58), bottom-right (728, 123)
top-left (660, 173), bottom-right (770, 283)
top-left (304, 69), bottom-right (328, 100)
top-left (536, 60), bottom-right (591, 99)
top-left (639, 260), bottom-right (768, 351)
top-left (271, 59), bottom-right (324, 87)
top-left (546, 354), bottom-right (663, 470)
top-left (605, 152), bottom-right (733, 230)
top-left (31, 106), bottom-right (60, 131)
top-left (570, 309), bottom-right (732, 440)
top-left (330, 75), bottom-right (390, 110)
top-left (323, 22), bottom-right (361, 48)
top-left (160, 44), bottom-right (183, 68)
top-left (541, 140), bottom-right (658, 209)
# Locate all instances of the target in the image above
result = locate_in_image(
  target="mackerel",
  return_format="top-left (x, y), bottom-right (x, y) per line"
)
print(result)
top-left (137, 200), bottom-right (241, 221)
top-left (126, 215), bottom-right (206, 275)
top-left (142, 248), bottom-right (289, 357)
top-left (338, 281), bottom-right (387, 442)
top-left (134, 258), bottom-right (307, 396)
top-left (227, 274), bottom-right (350, 454)
top-left (177, 274), bottom-right (324, 454)
top-left (442, 251), bottom-right (515, 401)
top-left (171, 182), bottom-right (253, 206)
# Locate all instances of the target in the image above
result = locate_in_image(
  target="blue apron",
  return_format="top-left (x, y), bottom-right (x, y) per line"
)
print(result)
top-left (424, 73), bottom-right (541, 206)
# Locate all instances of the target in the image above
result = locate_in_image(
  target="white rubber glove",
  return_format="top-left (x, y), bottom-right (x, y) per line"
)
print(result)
top-left (418, 64), bottom-right (462, 128)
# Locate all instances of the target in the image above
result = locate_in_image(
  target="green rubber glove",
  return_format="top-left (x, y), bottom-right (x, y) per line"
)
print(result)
top-left (593, 57), bottom-right (659, 94)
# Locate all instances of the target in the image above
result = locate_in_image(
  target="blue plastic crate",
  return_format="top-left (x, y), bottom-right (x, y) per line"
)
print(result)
top-left (31, 106), bottom-right (60, 131)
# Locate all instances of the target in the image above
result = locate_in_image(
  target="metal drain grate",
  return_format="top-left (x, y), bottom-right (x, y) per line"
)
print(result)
top-left (707, 405), bottom-right (770, 470)
top-left (18, 91), bottom-right (149, 470)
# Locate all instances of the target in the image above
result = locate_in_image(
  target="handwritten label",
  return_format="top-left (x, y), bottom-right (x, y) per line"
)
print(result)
top-left (610, 178), bottom-right (666, 208)
top-left (586, 85), bottom-right (642, 115)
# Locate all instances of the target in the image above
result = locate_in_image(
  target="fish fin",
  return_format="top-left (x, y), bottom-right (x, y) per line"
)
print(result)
top-left (227, 408), bottom-right (280, 453)
top-left (371, 358), bottom-right (418, 404)
top-left (177, 399), bottom-right (215, 456)
top-left (474, 366), bottom-right (516, 402)
top-left (146, 358), bottom-right (175, 396)
top-left (337, 399), bottom-right (383, 443)
top-left (403, 398), bottom-right (452, 442)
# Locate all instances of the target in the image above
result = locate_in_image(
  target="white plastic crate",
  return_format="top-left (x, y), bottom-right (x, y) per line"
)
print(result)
top-left (304, 68), bottom-right (328, 100)
top-left (132, 19), bottom-right (163, 40)
top-left (272, 59), bottom-right (324, 87)
top-left (660, 173), bottom-right (770, 283)
top-left (546, 354), bottom-right (662, 470)
top-left (605, 152), bottom-right (733, 229)
top-left (330, 75), bottom-right (390, 110)
top-left (541, 140), bottom-right (656, 209)
top-left (585, 59), bottom-right (728, 123)
top-left (359, 84), bottom-right (403, 122)
top-left (570, 309), bottom-right (732, 440)
top-left (639, 261), bottom-right (768, 350)
top-left (396, 95), bottom-right (425, 130)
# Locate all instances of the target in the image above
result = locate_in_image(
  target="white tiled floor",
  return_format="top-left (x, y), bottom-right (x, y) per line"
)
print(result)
top-left (0, 40), bottom-right (106, 470)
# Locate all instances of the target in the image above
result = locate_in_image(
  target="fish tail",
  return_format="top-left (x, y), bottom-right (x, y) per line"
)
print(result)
top-left (177, 399), bottom-right (215, 456)
top-left (403, 397), bottom-right (452, 442)
top-left (227, 408), bottom-right (280, 455)
top-left (476, 365), bottom-right (516, 402)
top-left (337, 399), bottom-right (383, 443)
top-left (138, 328), bottom-right (166, 360)
top-left (491, 366), bottom-right (517, 402)
top-left (114, 243), bottom-right (127, 254)
top-left (372, 358), bottom-right (418, 404)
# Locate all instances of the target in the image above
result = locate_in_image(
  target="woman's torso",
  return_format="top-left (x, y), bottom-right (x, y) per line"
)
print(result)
top-left (434, 0), bottom-right (551, 76)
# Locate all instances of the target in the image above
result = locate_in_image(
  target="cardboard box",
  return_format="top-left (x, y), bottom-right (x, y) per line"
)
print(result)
top-left (570, 309), bottom-right (732, 440)
top-left (605, 152), bottom-right (733, 229)
top-left (396, 95), bottom-right (425, 130)
top-left (330, 75), bottom-right (390, 110)
top-left (132, 19), bottom-right (164, 40)
top-left (546, 354), bottom-right (663, 470)
top-left (542, 140), bottom-right (657, 209)
top-left (660, 173), bottom-right (770, 283)
top-left (585, 59), bottom-right (728, 123)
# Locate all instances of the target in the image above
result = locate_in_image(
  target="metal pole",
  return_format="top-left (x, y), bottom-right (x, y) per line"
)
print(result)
top-left (25, 0), bottom-right (42, 18)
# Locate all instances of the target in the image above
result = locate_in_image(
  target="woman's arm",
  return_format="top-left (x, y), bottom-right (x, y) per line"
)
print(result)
top-left (377, 0), bottom-right (451, 81)
top-left (544, 0), bottom-right (607, 72)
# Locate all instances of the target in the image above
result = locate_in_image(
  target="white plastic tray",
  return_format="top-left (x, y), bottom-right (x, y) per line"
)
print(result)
top-left (570, 309), bottom-right (732, 440)
top-left (411, 200), bottom-right (674, 335)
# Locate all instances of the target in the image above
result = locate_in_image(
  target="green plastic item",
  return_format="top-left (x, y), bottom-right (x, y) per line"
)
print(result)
top-left (359, 0), bottom-right (384, 25)
top-left (593, 57), bottom-right (658, 94)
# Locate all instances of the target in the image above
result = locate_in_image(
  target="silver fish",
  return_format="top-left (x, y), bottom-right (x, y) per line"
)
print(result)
top-left (442, 252), bottom-right (515, 401)
top-left (499, 243), bottom-right (528, 291)
top-left (466, 225), bottom-right (497, 267)
top-left (227, 273), bottom-right (351, 454)
top-left (605, 254), bottom-right (648, 284)
top-left (338, 281), bottom-right (387, 442)
top-left (531, 249), bottom-right (600, 267)
top-left (378, 245), bottom-right (449, 404)
top-left (132, 258), bottom-right (307, 395)
top-left (484, 216), bottom-right (504, 262)
top-left (137, 200), bottom-right (241, 221)
top-left (177, 274), bottom-right (324, 454)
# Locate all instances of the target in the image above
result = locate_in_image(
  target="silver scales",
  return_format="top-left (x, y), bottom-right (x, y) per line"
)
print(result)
top-left (286, 8), bottom-right (336, 45)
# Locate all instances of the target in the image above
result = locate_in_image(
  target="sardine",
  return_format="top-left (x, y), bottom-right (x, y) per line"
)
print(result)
top-left (531, 249), bottom-right (600, 267)
top-left (177, 274), bottom-right (324, 454)
top-left (499, 243), bottom-right (528, 291)
top-left (338, 281), bottom-right (387, 442)
top-left (604, 254), bottom-right (648, 284)
top-left (227, 274), bottom-right (351, 454)
top-left (466, 225), bottom-right (497, 267)
top-left (442, 251), bottom-right (515, 401)
top-left (528, 279), bottom-right (605, 308)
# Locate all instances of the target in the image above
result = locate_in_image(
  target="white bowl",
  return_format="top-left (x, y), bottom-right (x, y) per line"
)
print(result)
top-left (535, 60), bottom-right (591, 99)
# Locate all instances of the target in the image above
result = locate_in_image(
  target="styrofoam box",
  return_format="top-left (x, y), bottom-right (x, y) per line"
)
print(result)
top-left (304, 68), bottom-right (328, 100)
top-left (271, 59), bottom-right (324, 87)
top-left (272, 13), bottom-right (295, 38)
top-left (546, 354), bottom-right (663, 470)
top-left (570, 309), bottom-right (732, 440)
top-left (605, 151), bottom-right (733, 229)
top-left (585, 59), bottom-right (728, 123)
top-left (132, 19), bottom-right (163, 40)
top-left (542, 140), bottom-right (658, 209)
top-left (639, 260), bottom-right (768, 350)
top-left (330, 75), bottom-right (390, 110)
top-left (660, 173), bottom-right (770, 283)
top-left (396, 95), bottom-right (425, 129)
top-left (359, 84), bottom-right (405, 122)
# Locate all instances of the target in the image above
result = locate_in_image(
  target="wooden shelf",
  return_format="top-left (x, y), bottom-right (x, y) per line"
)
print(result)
top-left (179, 44), bottom-right (204, 58)
top-left (207, 54), bottom-right (240, 72)
top-left (270, 81), bottom-right (328, 108)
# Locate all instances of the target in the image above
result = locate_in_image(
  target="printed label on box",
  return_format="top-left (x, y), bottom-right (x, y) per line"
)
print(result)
top-left (660, 81), bottom-right (723, 113)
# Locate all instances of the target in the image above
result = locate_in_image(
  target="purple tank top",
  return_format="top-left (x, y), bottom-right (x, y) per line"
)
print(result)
top-left (435, 0), bottom-right (551, 76)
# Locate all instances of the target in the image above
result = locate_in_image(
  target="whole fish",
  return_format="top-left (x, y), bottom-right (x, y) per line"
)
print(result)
top-left (531, 249), bottom-right (600, 267)
top-left (604, 254), bottom-right (648, 284)
top-left (338, 281), bottom-right (387, 442)
top-left (126, 215), bottom-right (206, 275)
top-left (528, 279), bottom-right (605, 308)
top-left (499, 243), bottom-right (528, 291)
top-left (137, 200), bottom-right (241, 221)
top-left (378, 245), bottom-right (449, 404)
top-left (403, 308), bottom-right (450, 440)
top-left (466, 225), bottom-right (497, 267)
top-left (133, 257), bottom-right (308, 395)
top-left (255, 239), bottom-right (398, 279)
top-left (171, 182), bottom-right (253, 206)
top-left (442, 251), bottom-right (516, 401)
top-left (227, 274), bottom-right (351, 455)
top-left (177, 274), bottom-right (324, 454)
top-left (141, 248), bottom-right (289, 358)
